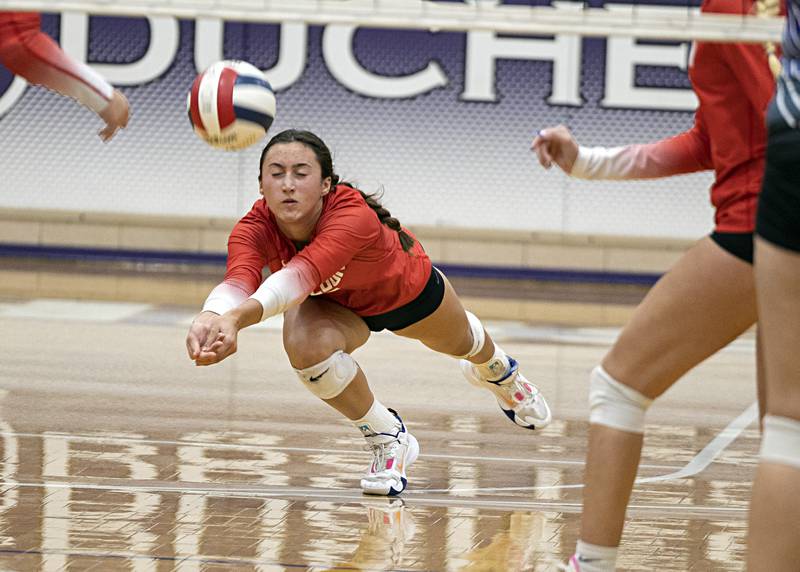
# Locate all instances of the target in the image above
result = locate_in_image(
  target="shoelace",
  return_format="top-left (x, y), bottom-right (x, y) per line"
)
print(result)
top-left (504, 372), bottom-right (539, 397)
top-left (365, 438), bottom-right (401, 473)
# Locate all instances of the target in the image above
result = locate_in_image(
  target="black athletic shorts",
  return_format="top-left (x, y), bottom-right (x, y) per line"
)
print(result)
top-left (361, 266), bottom-right (446, 332)
top-left (710, 231), bottom-right (754, 264)
top-left (756, 98), bottom-right (800, 253)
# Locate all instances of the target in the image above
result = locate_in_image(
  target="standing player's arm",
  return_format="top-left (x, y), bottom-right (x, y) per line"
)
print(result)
top-left (532, 121), bottom-right (713, 180)
top-left (0, 12), bottom-right (129, 140)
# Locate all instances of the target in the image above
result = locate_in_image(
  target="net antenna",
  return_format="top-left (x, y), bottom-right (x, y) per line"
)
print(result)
top-left (0, 0), bottom-right (784, 44)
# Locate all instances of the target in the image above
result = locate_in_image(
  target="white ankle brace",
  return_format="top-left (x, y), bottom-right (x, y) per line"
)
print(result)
top-left (472, 345), bottom-right (512, 382)
top-left (354, 400), bottom-right (401, 440)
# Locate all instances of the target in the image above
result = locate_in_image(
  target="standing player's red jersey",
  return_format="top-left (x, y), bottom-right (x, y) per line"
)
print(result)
top-left (0, 11), bottom-right (113, 114)
top-left (571, 0), bottom-right (775, 233)
top-left (690, 0), bottom-right (776, 232)
top-left (223, 185), bottom-right (432, 317)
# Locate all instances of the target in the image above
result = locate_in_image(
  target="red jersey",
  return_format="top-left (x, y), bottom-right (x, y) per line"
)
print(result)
top-left (0, 11), bottom-right (113, 114)
top-left (690, 0), bottom-right (775, 231)
top-left (571, 0), bottom-right (774, 233)
top-left (223, 185), bottom-right (432, 317)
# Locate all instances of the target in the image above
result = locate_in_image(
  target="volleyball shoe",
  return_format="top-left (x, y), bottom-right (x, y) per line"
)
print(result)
top-left (461, 356), bottom-right (552, 430)
top-left (360, 410), bottom-right (419, 496)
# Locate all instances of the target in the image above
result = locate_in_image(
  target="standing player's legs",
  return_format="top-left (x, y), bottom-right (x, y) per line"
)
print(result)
top-left (748, 109), bottom-right (800, 570)
top-left (282, 297), bottom-right (418, 496)
top-left (748, 239), bottom-right (800, 570)
top-left (567, 236), bottom-right (756, 571)
top-left (393, 270), bottom-right (552, 430)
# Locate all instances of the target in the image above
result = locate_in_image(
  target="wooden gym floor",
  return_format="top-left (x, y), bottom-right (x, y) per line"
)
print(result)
top-left (0, 272), bottom-right (758, 571)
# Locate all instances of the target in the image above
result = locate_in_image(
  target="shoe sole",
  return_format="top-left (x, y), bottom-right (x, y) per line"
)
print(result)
top-left (362, 433), bottom-right (419, 496)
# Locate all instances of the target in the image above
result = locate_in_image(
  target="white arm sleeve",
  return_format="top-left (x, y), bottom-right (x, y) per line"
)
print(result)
top-left (201, 282), bottom-right (250, 316)
top-left (570, 146), bottom-right (633, 180)
top-left (248, 264), bottom-right (314, 322)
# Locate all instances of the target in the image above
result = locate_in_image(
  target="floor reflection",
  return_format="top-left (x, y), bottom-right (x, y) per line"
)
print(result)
top-left (0, 311), bottom-right (759, 570)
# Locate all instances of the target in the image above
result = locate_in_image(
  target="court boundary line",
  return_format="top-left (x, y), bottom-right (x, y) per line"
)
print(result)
top-left (0, 430), bottom-right (682, 471)
top-left (0, 479), bottom-right (749, 516)
top-left (0, 403), bottom-right (757, 509)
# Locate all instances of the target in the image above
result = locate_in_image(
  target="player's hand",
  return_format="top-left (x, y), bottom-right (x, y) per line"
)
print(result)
top-left (186, 311), bottom-right (220, 361)
top-left (98, 89), bottom-right (130, 142)
top-left (531, 125), bottom-right (579, 173)
top-left (189, 314), bottom-right (240, 366)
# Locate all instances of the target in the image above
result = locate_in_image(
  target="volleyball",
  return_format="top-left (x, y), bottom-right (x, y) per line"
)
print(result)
top-left (187, 60), bottom-right (276, 151)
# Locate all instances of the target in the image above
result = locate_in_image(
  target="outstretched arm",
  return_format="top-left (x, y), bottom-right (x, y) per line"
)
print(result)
top-left (189, 258), bottom-right (319, 366)
top-left (0, 11), bottom-right (130, 140)
top-left (531, 120), bottom-right (713, 180)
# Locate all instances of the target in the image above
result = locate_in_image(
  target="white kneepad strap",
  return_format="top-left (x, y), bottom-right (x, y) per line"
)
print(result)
top-left (589, 365), bottom-right (653, 434)
top-left (453, 311), bottom-right (486, 359)
top-left (294, 350), bottom-right (358, 400)
top-left (760, 415), bottom-right (800, 469)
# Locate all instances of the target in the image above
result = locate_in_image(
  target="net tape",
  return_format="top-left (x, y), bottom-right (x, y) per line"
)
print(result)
top-left (0, 0), bottom-right (784, 43)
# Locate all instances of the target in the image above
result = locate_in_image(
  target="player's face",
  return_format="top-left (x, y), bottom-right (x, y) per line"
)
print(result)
top-left (260, 142), bottom-right (331, 226)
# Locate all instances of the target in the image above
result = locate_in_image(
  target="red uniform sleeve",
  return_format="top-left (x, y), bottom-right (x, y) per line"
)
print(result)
top-left (0, 11), bottom-right (113, 114)
top-left (222, 213), bottom-right (271, 295)
top-left (292, 195), bottom-right (382, 282)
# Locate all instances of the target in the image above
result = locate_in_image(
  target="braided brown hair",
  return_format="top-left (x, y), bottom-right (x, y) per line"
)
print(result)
top-left (259, 129), bottom-right (415, 252)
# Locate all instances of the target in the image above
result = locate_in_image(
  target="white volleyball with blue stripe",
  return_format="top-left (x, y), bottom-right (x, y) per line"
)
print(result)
top-left (187, 60), bottom-right (276, 151)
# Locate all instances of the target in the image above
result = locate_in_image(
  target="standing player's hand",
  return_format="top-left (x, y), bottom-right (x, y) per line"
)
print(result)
top-left (531, 125), bottom-right (579, 173)
top-left (98, 89), bottom-right (130, 141)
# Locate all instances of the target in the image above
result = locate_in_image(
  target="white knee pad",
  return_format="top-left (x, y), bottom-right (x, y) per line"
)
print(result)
top-left (453, 311), bottom-right (486, 359)
top-left (589, 365), bottom-right (653, 434)
top-left (760, 415), bottom-right (800, 469)
top-left (294, 350), bottom-right (359, 400)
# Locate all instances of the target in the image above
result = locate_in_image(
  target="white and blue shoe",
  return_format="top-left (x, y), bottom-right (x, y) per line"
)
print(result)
top-left (360, 411), bottom-right (419, 496)
top-left (461, 356), bottom-right (552, 430)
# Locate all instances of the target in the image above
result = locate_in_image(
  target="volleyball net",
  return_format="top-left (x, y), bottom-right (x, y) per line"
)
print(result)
top-left (0, 1), bottom-right (786, 240)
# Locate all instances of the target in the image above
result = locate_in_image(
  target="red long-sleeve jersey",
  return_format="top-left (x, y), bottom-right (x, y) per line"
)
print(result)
top-left (0, 11), bottom-right (113, 114)
top-left (572, 0), bottom-right (775, 233)
top-left (220, 185), bottom-right (432, 317)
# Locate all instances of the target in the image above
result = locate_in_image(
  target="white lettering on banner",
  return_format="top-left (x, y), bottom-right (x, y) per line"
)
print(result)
top-left (194, 19), bottom-right (307, 90)
top-left (0, 76), bottom-right (28, 118)
top-left (462, 0), bottom-right (582, 104)
top-left (323, 25), bottom-right (448, 98)
top-left (603, 36), bottom-right (697, 110)
top-left (61, 12), bottom-right (179, 86)
top-left (311, 268), bottom-right (345, 295)
top-left (463, 32), bottom-right (582, 104)
top-left (0, 4), bottom-right (701, 116)
top-left (601, 5), bottom-right (698, 111)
